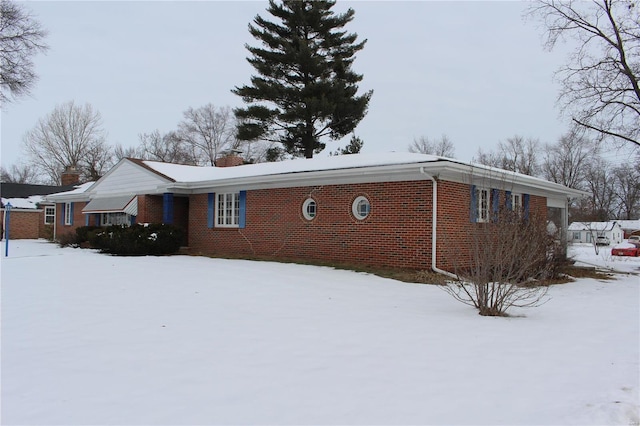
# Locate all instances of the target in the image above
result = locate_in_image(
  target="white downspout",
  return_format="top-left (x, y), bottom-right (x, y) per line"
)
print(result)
top-left (54, 206), bottom-right (58, 241)
top-left (420, 167), bottom-right (458, 279)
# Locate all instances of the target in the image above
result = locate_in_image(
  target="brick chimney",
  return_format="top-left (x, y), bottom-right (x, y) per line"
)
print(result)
top-left (215, 151), bottom-right (245, 168)
top-left (61, 165), bottom-right (81, 186)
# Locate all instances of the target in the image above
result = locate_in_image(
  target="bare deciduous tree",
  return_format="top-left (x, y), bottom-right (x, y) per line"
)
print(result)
top-left (612, 158), bottom-right (640, 219)
top-left (0, 0), bottom-right (48, 104)
top-left (178, 104), bottom-right (239, 166)
top-left (113, 144), bottom-right (144, 161)
top-left (23, 101), bottom-right (112, 184)
top-left (583, 157), bottom-right (617, 221)
top-left (0, 162), bottom-right (41, 183)
top-left (137, 130), bottom-right (197, 165)
top-left (443, 210), bottom-right (558, 316)
top-left (473, 135), bottom-right (541, 176)
top-left (529, 0), bottom-right (640, 148)
top-left (541, 127), bottom-right (596, 189)
top-left (408, 134), bottom-right (456, 158)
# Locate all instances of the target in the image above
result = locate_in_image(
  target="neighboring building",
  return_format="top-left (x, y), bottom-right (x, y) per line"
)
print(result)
top-left (615, 220), bottom-right (640, 239)
top-left (0, 182), bottom-right (78, 240)
top-left (46, 153), bottom-right (586, 272)
top-left (567, 221), bottom-right (624, 244)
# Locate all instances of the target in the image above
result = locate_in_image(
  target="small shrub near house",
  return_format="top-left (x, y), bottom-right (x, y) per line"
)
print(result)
top-left (57, 231), bottom-right (81, 248)
top-left (444, 211), bottom-right (564, 316)
top-left (75, 226), bottom-right (103, 244)
top-left (72, 224), bottom-right (184, 256)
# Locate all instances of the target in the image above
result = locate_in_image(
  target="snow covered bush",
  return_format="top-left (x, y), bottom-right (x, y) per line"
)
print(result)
top-left (444, 211), bottom-right (562, 316)
top-left (81, 224), bottom-right (184, 256)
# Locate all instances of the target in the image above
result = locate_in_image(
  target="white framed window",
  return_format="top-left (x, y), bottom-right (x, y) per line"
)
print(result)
top-left (64, 202), bottom-right (72, 225)
top-left (352, 196), bottom-right (370, 220)
top-left (100, 212), bottom-right (131, 226)
top-left (573, 232), bottom-right (581, 240)
top-left (476, 188), bottom-right (490, 223)
top-left (44, 206), bottom-right (55, 224)
top-left (511, 193), bottom-right (522, 213)
top-left (216, 192), bottom-right (240, 227)
top-left (302, 198), bottom-right (317, 221)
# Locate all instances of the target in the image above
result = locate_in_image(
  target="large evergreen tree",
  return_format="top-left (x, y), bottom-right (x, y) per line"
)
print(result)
top-left (233, 0), bottom-right (372, 159)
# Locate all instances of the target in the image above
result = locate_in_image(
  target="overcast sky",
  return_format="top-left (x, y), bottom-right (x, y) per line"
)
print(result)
top-left (2, 1), bottom-right (583, 168)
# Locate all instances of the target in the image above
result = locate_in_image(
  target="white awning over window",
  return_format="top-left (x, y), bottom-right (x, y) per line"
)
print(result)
top-left (82, 196), bottom-right (138, 216)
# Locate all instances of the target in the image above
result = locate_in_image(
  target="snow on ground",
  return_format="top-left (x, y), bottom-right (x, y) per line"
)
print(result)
top-left (569, 242), bottom-right (640, 275)
top-left (1, 240), bottom-right (638, 425)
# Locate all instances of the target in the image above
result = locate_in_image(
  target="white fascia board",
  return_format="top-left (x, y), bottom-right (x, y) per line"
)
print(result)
top-left (160, 159), bottom-right (587, 200)
top-left (44, 192), bottom-right (92, 203)
top-left (431, 162), bottom-right (589, 199)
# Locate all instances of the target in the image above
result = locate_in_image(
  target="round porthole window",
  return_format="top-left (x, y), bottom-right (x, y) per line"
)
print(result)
top-left (302, 198), bottom-right (317, 220)
top-left (352, 196), bottom-right (370, 220)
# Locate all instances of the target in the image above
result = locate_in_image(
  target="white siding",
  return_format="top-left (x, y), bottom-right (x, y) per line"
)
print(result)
top-left (90, 161), bottom-right (170, 195)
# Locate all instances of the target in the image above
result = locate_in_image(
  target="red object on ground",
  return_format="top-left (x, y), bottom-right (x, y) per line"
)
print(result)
top-left (612, 246), bottom-right (640, 257)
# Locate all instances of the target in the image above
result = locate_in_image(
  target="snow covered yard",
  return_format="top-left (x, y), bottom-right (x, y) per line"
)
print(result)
top-left (1, 240), bottom-right (638, 425)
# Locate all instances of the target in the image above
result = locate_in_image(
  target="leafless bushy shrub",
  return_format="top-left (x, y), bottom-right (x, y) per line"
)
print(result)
top-left (444, 210), bottom-right (562, 316)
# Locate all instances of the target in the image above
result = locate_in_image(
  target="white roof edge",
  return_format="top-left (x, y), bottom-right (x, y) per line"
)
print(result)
top-left (43, 154), bottom-right (587, 200)
top-left (44, 182), bottom-right (95, 202)
top-left (162, 158), bottom-right (587, 198)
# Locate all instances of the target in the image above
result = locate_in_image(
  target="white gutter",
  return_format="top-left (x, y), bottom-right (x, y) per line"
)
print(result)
top-left (420, 167), bottom-right (458, 280)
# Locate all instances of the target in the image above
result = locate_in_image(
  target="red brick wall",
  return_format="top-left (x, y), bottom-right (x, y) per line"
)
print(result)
top-left (435, 181), bottom-right (473, 271)
top-left (188, 180), bottom-right (549, 271)
top-left (137, 195), bottom-right (163, 224)
top-left (56, 202), bottom-right (88, 239)
top-left (136, 195), bottom-right (188, 240)
top-left (173, 196), bottom-right (189, 242)
top-left (0, 209), bottom-right (43, 239)
top-left (435, 182), bottom-right (547, 271)
top-left (189, 181), bottom-right (435, 270)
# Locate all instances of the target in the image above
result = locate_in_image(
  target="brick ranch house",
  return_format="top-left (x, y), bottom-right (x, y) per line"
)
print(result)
top-left (46, 153), bottom-right (586, 273)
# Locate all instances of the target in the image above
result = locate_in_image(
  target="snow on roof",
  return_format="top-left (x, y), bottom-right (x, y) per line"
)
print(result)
top-left (1, 195), bottom-right (45, 209)
top-left (42, 182), bottom-right (96, 202)
top-left (616, 220), bottom-right (640, 230)
top-left (47, 182), bottom-right (95, 197)
top-left (568, 221), bottom-right (620, 231)
top-left (143, 152), bottom-right (444, 183)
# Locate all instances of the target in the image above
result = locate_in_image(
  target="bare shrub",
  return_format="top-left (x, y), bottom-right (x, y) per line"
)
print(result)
top-left (443, 210), bottom-right (561, 316)
top-left (57, 231), bottom-right (80, 248)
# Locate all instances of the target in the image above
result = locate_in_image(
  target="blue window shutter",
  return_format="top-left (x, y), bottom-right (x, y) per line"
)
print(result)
top-left (130, 215), bottom-right (136, 226)
top-left (85, 213), bottom-right (89, 226)
top-left (239, 191), bottom-right (246, 229)
top-left (207, 193), bottom-right (215, 229)
top-left (95, 213), bottom-right (100, 226)
top-left (470, 185), bottom-right (477, 223)
top-left (163, 193), bottom-right (174, 224)
top-left (491, 189), bottom-right (499, 222)
top-left (523, 194), bottom-right (530, 220)
top-left (60, 204), bottom-right (65, 225)
top-left (70, 203), bottom-right (74, 225)
top-left (505, 191), bottom-right (512, 211)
